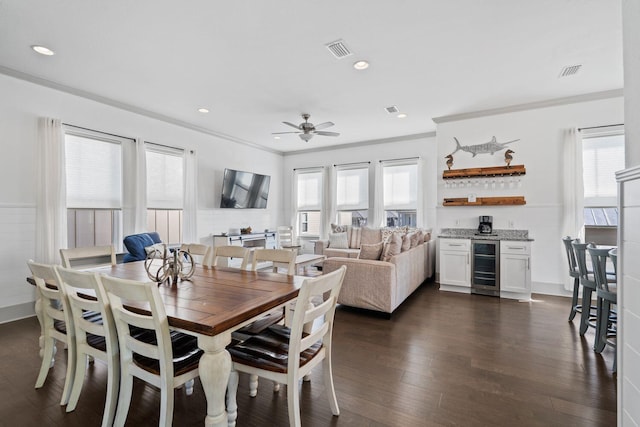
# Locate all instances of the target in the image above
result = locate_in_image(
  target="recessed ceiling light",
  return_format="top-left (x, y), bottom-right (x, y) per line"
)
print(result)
top-left (273, 136), bottom-right (281, 140)
top-left (31, 45), bottom-right (55, 56)
top-left (197, 108), bottom-right (209, 113)
top-left (397, 113), bottom-right (408, 119)
top-left (353, 60), bottom-right (369, 70)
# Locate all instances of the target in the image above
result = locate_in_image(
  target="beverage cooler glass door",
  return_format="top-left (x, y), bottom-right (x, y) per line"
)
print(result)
top-left (471, 240), bottom-right (500, 296)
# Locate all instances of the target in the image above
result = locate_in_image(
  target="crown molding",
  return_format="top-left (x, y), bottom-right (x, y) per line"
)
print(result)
top-left (432, 89), bottom-right (624, 124)
top-left (0, 66), bottom-right (282, 155)
top-left (283, 131), bottom-right (437, 156)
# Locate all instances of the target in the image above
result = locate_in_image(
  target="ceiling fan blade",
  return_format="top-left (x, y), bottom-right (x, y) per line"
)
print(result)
top-left (282, 121), bottom-right (301, 130)
top-left (314, 131), bottom-right (340, 137)
top-left (272, 131), bottom-right (301, 135)
top-left (314, 121), bottom-right (334, 130)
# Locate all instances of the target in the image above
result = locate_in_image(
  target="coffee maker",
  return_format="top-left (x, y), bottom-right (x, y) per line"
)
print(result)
top-left (478, 215), bottom-right (493, 234)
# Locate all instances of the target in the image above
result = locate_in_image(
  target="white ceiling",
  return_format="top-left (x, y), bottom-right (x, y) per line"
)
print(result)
top-left (0, 1), bottom-right (623, 153)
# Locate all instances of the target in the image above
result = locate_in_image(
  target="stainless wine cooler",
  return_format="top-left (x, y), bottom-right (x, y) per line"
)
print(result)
top-left (471, 240), bottom-right (500, 297)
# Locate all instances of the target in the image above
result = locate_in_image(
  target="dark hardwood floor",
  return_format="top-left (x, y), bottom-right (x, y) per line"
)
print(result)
top-left (0, 282), bottom-right (616, 426)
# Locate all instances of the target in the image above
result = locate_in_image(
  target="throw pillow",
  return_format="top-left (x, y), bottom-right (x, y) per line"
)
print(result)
top-left (331, 223), bottom-right (352, 245)
top-left (410, 231), bottom-right (421, 248)
top-left (360, 227), bottom-right (382, 246)
top-left (328, 232), bottom-right (349, 249)
top-left (359, 241), bottom-right (384, 260)
top-left (381, 232), bottom-right (402, 261)
top-left (381, 227), bottom-right (405, 243)
top-left (349, 227), bottom-right (362, 249)
top-left (401, 233), bottom-right (413, 252)
top-left (144, 243), bottom-right (166, 258)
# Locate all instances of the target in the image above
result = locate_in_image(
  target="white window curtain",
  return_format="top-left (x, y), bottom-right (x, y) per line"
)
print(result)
top-left (322, 166), bottom-right (332, 237)
top-left (134, 138), bottom-right (147, 233)
top-left (183, 149), bottom-right (198, 243)
top-left (294, 167), bottom-right (324, 237)
top-left (373, 162), bottom-right (385, 227)
top-left (36, 117), bottom-right (67, 263)
top-left (561, 128), bottom-right (584, 290)
top-left (416, 158), bottom-right (425, 228)
top-left (582, 130), bottom-right (625, 207)
top-left (335, 164), bottom-right (369, 211)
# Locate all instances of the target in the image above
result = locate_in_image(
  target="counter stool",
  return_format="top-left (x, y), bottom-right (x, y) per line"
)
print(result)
top-left (562, 236), bottom-right (582, 321)
top-left (572, 242), bottom-right (598, 335)
top-left (589, 247), bottom-right (617, 372)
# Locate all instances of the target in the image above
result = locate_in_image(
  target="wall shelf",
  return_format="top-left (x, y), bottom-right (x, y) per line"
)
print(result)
top-left (443, 165), bottom-right (526, 179)
top-left (443, 196), bottom-right (526, 206)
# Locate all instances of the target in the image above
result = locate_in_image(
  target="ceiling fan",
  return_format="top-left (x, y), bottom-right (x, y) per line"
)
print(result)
top-left (272, 113), bottom-right (340, 142)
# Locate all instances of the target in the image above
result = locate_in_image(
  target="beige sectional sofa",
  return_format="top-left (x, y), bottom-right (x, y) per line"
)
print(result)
top-left (317, 227), bottom-right (434, 314)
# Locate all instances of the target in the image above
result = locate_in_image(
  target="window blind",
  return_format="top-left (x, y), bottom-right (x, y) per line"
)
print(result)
top-left (582, 133), bottom-right (624, 205)
top-left (296, 171), bottom-right (323, 210)
top-left (383, 162), bottom-right (417, 210)
top-left (65, 134), bottom-right (122, 208)
top-left (146, 144), bottom-right (184, 209)
top-left (336, 166), bottom-right (368, 210)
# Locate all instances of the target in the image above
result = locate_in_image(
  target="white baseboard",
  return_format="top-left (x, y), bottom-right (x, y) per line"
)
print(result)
top-left (531, 281), bottom-right (572, 297)
top-left (0, 302), bottom-right (36, 324)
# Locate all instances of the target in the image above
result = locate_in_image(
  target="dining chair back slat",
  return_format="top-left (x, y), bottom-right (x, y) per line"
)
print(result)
top-left (253, 248), bottom-right (296, 275)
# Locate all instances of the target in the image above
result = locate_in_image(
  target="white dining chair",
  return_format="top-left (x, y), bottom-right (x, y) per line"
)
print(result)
top-left (54, 266), bottom-right (119, 427)
top-left (252, 248), bottom-right (296, 275)
top-left (211, 245), bottom-right (251, 269)
top-left (226, 265), bottom-right (347, 427)
top-left (60, 245), bottom-right (116, 269)
top-left (101, 275), bottom-right (203, 427)
top-left (27, 260), bottom-right (77, 406)
top-left (179, 243), bottom-right (212, 266)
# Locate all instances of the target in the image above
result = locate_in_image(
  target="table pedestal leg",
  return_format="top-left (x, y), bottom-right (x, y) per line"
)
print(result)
top-left (198, 333), bottom-right (232, 427)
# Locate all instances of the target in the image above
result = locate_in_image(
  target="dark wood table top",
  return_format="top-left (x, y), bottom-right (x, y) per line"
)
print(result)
top-left (30, 261), bottom-right (303, 337)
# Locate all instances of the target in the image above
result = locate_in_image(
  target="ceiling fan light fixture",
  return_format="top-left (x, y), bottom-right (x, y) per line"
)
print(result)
top-left (353, 60), bottom-right (369, 70)
top-left (31, 45), bottom-right (55, 56)
top-left (299, 133), bottom-right (314, 142)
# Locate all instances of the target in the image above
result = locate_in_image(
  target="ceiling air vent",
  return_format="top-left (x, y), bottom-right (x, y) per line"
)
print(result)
top-left (384, 105), bottom-right (400, 114)
top-left (326, 39), bottom-right (352, 59)
top-left (559, 64), bottom-right (582, 77)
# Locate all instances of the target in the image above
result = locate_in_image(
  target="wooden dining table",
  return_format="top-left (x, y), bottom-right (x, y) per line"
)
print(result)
top-left (30, 261), bottom-right (304, 427)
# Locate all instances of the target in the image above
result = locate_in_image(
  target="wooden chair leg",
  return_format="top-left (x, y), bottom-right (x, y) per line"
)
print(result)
top-left (159, 378), bottom-right (175, 427)
top-left (35, 336), bottom-right (55, 389)
top-left (66, 352), bottom-right (87, 412)
top-left (323, 353), bottom-right (340, 416)
top-left (579, 287), bottom-right (593, 335)
top-left (102, 353), bottom-right (119, 427)
top-left (249, 374), bottom-right (258, 397)
top-left (287, 377), bottom-right (301, 427)
top-left (60, 341), bottom-right (77, 406)
top-left (114, 373), bottom-right (133, 427)
top-left (568, 277), bottom-right (580, 321)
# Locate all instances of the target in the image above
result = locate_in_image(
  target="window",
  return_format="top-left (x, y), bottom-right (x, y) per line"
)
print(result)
top-left (382, 161), bottom-right (418, 227)
top-left (146, 144), bottom-right (184, 244)
top-left (335, 165), bottom-right (369, 226)
top-left (65, 129), bottom-right (133, 250)
top-left (581, 129), bottom-right (624, 245)
top-left (296, 169), bottom-right (323, 236)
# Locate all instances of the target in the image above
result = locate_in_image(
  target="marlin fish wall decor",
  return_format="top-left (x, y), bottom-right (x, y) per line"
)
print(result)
top-left (450, 136), bottom-right (520, 157)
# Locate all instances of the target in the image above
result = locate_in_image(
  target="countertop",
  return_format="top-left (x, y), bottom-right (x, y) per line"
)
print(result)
top-left (438, 228), bottom-right (534, 241)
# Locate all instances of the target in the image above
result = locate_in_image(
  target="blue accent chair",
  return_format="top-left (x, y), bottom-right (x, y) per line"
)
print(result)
top-left (123, 232), bottom-right (162, 263)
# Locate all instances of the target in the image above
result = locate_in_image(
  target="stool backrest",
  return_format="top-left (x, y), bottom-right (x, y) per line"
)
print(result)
top-left (588, 247), bottom-right (615, 293)
top-left (572, 242), bottom-right (596, 289)
top-left (562, 236), bottom-right (580, 277)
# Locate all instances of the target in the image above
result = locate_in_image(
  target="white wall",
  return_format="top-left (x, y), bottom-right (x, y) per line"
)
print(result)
top-left (620, 0), bottom-right (640, 424)
top-left (435, 96), bottom-right (624, 295)
top-left (0, 73), bottom-right (284, 320)
top-left (282, 135), bottom-right (438, 240)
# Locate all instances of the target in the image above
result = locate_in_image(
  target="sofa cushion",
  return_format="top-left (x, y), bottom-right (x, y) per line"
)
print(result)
top-left (381, 227), bottom-right (406, 243)
top-left (325, 248), bottom-right (360, 258)
top-left (401, 233), bottom-right (413, 252)
top-left (410, 232), bottom-right (421, 248)
top-left (359, 242), bottom-right (384, 260)
top-left (328, 232), bottom-right (349, 249)
top-left (381, 233), bottom-right (402, 261)
top-left (360, 227), bottom-right (382, 246)
top-left (123, 232), bottom-right (162, 263)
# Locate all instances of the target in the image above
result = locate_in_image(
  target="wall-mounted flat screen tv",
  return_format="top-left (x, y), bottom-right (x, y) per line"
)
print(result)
top-left (220, 168), bottom-right (271, 208)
